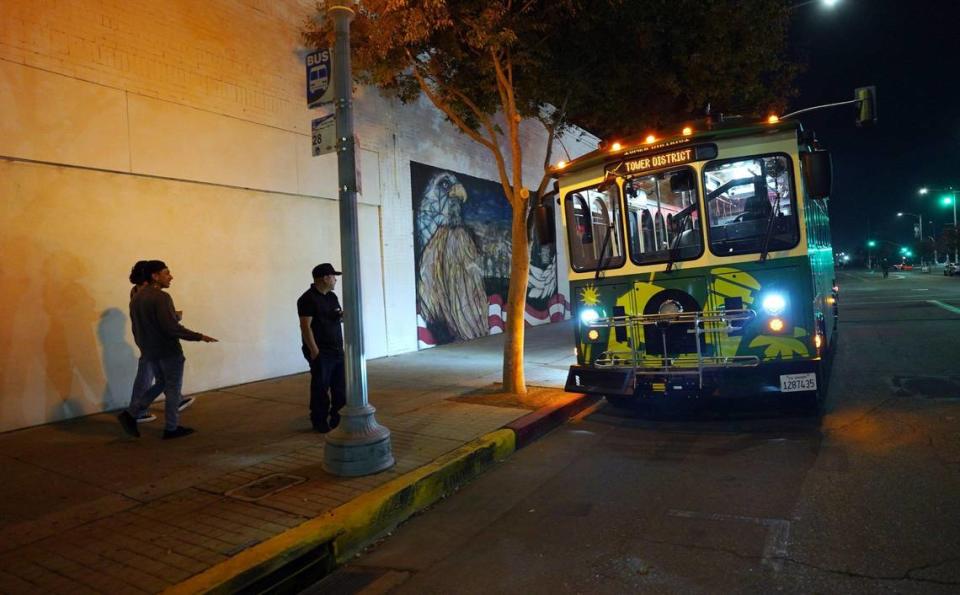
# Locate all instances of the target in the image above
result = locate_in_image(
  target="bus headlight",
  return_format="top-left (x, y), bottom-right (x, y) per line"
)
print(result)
top-left (580, 308), bottom-right (600, 324)
top-left (761, 293), bottom-right (787, 315)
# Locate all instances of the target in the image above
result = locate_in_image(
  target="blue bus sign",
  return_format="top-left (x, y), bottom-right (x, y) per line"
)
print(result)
top-left (306, 49), bottom-right (333, 108)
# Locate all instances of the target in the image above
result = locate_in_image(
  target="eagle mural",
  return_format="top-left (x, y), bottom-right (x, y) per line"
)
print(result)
top-left (415, 171), bottom-right (489, 342)
top-left (411, 162), bottom-right (562, 347)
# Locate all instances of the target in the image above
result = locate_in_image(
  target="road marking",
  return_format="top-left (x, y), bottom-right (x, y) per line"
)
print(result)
top-left (667, 509), bottom-right (791, 571)
top-left (928, 300), bottom-right (960, 315)
top-left (843, 297), bottom-right (960, 306)
top-left (911, 288), bottom-right (930, 291)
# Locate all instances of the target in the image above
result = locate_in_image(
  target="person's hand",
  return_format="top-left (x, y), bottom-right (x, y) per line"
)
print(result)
top-left (201, 334), bottom-right (219, 342)
top-left (309, 347), bottom-right (320, 360)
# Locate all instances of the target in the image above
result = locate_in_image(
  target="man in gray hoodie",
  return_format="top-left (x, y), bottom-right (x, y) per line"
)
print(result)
top-left (118, 260), bottom-right (217, 439)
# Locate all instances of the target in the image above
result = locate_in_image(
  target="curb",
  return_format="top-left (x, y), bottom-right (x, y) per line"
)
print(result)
top-left (164, 393), bottom-right (596, 594)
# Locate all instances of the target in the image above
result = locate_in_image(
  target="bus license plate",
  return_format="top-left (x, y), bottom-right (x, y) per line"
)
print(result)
top-left (779, 373), bottom-right (817, 393)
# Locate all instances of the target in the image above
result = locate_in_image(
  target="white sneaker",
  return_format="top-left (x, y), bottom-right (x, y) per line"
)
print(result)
top-left (177, 397), bottom-right (195, 412)
top-left (136, 413), bottom-right (157, 423)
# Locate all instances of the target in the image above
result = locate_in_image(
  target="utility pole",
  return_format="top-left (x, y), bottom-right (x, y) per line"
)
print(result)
top-left (323, 0), bottom-right (394, 477)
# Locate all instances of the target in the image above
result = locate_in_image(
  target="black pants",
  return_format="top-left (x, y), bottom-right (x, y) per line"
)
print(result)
top-left (303, 349), bottom-right (346, 427)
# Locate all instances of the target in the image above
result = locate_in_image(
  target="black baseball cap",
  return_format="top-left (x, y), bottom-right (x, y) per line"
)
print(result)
top-left (312, 263), bottom-right (342, 278)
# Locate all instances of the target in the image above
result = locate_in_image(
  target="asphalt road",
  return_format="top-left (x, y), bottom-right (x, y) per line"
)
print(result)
top-left (308, 268), bottom-right (960, 594)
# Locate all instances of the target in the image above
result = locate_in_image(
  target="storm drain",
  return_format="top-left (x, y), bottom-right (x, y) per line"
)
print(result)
top-left (226, 473), bottom-right (307, 501)
top-left (891, 376), bottom-right (960, 400)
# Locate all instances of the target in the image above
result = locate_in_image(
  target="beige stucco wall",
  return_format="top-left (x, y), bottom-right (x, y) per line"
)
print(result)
top-left (0, 0), bottom-right (597, 431)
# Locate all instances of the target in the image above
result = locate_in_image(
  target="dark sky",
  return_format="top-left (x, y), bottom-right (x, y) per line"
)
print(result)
top-left (789, 0), bottom-right (960, 255)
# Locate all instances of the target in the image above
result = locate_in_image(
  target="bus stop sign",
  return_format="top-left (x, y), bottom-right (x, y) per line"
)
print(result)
top-left (306, 49), bottom-right (334, 108)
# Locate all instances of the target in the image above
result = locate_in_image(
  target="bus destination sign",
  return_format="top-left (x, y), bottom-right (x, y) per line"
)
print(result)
top-left (606, 144), bottom-right (717, 177)
top-left (623, 148), bottom-right (693, 173)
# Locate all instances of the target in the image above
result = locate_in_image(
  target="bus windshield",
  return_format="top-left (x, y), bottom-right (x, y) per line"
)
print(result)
top-left (564, 185), bottom-right (626, 272)
top-left (624, 167), bottom-right (702, 265)
top-left (703, 154), bottom-right (799, 256)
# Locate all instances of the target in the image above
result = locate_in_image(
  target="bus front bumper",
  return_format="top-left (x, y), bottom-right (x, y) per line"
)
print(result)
top-left (565, 360), bottom-right (821, 400)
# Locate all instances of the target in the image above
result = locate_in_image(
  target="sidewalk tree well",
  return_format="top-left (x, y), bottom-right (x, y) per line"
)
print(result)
top-left (303, 0), bottom-right (798, 398)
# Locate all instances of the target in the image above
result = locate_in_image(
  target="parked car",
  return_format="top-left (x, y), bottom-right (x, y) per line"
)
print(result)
top-left (893, 263), bottom-right (914, 271)
top-left (945, 263), bottom-right (960, 276)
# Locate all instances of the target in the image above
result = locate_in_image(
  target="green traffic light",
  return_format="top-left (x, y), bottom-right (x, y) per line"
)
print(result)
top-left (867, 240), bottom-right (877, 247)
top-left (942, 195), bottom-right (955, 206)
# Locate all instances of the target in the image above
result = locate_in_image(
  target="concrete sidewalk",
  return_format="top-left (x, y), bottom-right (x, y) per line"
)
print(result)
top-left (0, 320), bottom-right (596, 594)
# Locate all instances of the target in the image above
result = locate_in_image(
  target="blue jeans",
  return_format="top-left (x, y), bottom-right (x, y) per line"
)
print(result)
top-left (127, 358), bottom-right (163, 418)
top-left (127, 355), bottom-right (186, 431)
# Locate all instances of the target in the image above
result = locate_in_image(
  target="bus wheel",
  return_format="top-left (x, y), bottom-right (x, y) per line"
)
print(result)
top-left (797, 361), bottom-right (828, 417)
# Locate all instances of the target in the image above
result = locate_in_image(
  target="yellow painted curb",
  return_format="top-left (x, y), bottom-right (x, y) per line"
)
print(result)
top-left (164, 428), bottom-right (516, 595)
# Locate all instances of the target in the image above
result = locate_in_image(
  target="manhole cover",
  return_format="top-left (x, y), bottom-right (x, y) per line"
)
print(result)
top-left (891, 376), bottom-right (960, 400)
top-left (226, 473), bottom-right (306, 501)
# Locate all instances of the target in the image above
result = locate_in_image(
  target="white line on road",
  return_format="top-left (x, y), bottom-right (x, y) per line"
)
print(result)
top-left (928, 300), bottom-right (960, 315)
top-left (843, 297), bottom-right (960, 306)
top-left (667, 509), bottom-right (791, 571)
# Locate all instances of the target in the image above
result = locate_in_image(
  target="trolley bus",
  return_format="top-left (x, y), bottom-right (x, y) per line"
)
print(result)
top-left (549, 113), bottom-right (850, 414)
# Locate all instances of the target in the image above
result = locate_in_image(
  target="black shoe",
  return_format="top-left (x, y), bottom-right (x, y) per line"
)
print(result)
top-left (118, 411), bottom-right (140, 438)
top-left (328, 414), bottom-right (340, 430)
top-left (162, 426), bottom-right (195, 440)
top-left (312, 422), bottom-right (331, 433)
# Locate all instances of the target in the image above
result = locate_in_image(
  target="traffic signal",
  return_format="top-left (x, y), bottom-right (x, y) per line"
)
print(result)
top-left (867, 240), bottom-right (877, 247)
top-left (855, 86), bottom-right (877, 127)
top-left (942, 195), bottom-right (955, 206)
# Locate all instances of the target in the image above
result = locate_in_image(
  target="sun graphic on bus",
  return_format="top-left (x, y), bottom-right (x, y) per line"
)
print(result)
top-left (579, 285), bottom-right (601, 306)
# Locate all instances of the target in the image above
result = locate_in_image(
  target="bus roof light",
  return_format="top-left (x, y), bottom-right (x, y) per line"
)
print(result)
top-left (682, 126), bottom-right (693, 136)
top-left (645, 135), bottom-right (656, 144)
top-left (555, 160), bottom-right (567, 169)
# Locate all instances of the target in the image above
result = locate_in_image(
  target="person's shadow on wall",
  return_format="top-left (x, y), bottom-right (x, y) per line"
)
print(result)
top-left (97, 307), bottom-right (137, 414)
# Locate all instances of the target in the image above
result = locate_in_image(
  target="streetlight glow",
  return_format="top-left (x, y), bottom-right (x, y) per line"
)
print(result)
top-left (942, 195), bottom-right (955, 206)
top-left (918, 187), bottom-right (929, 195)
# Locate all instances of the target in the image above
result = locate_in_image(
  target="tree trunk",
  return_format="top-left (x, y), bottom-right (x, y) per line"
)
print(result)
top-left (502, 201), bottom-right (530, 397)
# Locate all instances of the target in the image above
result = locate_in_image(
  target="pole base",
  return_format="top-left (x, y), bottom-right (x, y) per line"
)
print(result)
top-left (323, 404), bottom-right (394, 477)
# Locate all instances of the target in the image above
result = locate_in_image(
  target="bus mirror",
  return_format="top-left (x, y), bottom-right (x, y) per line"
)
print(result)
top-left (534, 204), bottom-right (556, 245)
top-left (855, 86), bottom-right (877, 127)
top-left (801, 150), bottom-right (832, 200)
top-left (670, 170), bottom-right (694, 193)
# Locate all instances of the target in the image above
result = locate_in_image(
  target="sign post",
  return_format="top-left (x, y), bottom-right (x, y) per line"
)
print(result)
top-left (321, 0), bottom-right (394, 477)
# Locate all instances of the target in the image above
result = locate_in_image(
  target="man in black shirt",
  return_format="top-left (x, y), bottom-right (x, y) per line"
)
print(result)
top-left (297, 263), bottom-right (346, 433)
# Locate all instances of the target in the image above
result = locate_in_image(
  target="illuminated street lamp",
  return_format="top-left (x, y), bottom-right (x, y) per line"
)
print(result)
top-left (791, 0), bottom-right (841, 9)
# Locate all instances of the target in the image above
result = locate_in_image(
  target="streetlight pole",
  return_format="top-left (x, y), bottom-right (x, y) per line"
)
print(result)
top-left (323, 0), bottom-right (394, 477)
top-left (897, 211), bottom-right (923, 266)
top-left (919, 186), bottom-right (959, 265)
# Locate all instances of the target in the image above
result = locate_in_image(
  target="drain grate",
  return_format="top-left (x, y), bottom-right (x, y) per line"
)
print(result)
top-left (226, 473), bottom-right (307, 501)
top-left (891, 376), bottom-right (960, 400)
